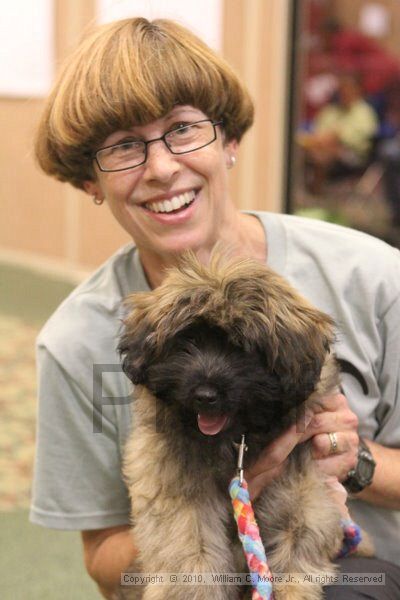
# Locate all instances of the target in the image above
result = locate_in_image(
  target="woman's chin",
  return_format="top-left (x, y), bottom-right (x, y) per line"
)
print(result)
top-left (156, 230), bottom-right (213, 256)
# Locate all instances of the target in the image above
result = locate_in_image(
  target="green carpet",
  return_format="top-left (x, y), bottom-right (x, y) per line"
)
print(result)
top-left (0, 262), bottom-right (75, 325)
top-left (0, 263), bottom-right (101, 598)
top-left (0, 510), bottom-right (99, 599)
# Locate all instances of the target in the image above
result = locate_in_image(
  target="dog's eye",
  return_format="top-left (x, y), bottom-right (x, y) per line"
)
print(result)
top-left (183, 338), bottom-right (199, 351)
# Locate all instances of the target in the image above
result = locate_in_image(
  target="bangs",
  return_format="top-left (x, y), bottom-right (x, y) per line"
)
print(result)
top-left (90, 25), bottom-right (230, 136)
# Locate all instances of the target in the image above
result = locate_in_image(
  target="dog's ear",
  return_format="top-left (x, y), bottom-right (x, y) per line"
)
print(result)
top-left (221, 266), bottom-right (334, 396)
top-left (270, 304), bottom-right (334, 401)
top-left (118, 320), bottom-right (156, 385)
top-left (226, 266), bottom-right (336, 401)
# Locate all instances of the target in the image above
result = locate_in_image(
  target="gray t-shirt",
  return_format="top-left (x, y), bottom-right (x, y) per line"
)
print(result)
top-left (30, 212), bottom-right (400, 563)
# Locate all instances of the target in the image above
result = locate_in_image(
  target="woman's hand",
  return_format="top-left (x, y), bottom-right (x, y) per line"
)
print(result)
top-left (300, 393), bottom-right (359, 481)
top-left (244, 393), bottom-right (359, 501)
top-left (244, 413), bottom-right (313, 500)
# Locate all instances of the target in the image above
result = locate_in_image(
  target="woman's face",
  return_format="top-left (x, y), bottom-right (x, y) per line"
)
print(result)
top-left (85, 105), bottom-right (237, 257)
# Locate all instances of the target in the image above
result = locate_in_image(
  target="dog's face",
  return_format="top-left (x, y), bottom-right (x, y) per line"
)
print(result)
top-left (124, 317), bottom-right (320, 440)
top-left (119, 252), bottom-right (335, 442)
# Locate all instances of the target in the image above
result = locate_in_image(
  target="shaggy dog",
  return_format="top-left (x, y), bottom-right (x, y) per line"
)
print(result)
top-left (118, 252), bottom-right (357, 600)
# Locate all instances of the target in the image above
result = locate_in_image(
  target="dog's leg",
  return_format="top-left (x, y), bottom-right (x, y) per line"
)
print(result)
top-left (254, 446), bottom-right (343, 600)
top-left (124, 421), bottom-right (241, 599)
top-left (130, 492), bottom-right (242, 600)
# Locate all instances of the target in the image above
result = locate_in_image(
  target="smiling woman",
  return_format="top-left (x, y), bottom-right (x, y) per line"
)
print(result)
top-left (83, 103), bottom-right (252, 276)
top-left (30, 14), bottom-right (400, 600)
top-left (35, 17), bottom-right (262, 275)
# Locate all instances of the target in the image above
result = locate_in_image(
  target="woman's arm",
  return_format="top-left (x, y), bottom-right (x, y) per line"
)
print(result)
top-left (81, 525), bottom-right (137, 599)
top-left (306, 397), bottom-right (400, 510)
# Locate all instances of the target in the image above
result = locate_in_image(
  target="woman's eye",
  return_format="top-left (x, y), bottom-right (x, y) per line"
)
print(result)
top-left (167, 124), bottom-right (199, 144)
top-left (112, 140), bottom-right (142, 153)
top-left (171, 123), bottom-right (194, 135)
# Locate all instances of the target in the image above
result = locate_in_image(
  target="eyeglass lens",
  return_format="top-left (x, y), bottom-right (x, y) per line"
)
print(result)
top-left (95, 120), bottom-right (218, 171)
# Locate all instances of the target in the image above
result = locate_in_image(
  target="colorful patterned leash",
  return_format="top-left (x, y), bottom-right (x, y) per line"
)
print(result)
top-left (229, 435), bottom-right (274, 600)
top-left (229, 435), bottom-right (363, 599)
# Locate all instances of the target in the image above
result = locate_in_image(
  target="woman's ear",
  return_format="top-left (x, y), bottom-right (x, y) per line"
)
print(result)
top-left (83, 180), bottom-right (105, 203)
top-left (224, 139), bottom-right (238, 169)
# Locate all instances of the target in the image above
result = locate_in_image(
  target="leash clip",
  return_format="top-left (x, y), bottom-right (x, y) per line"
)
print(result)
top-left (235, 434), bottom-right (248, 486)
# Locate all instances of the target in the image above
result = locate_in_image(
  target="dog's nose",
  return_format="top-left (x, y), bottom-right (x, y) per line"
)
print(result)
top-left (193, 384), bottom-right (219, 410)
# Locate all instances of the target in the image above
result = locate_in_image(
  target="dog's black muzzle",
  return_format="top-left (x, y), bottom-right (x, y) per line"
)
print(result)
top-left (192, 383), bottom-right (222, 413)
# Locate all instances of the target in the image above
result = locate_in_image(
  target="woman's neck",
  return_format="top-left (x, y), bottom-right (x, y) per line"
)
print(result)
top-left (138, 212), bottom-right (267, 289)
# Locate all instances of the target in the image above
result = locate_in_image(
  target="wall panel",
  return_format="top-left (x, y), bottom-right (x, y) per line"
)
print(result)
top-left (223, 0), bottom-right (291, 213)
top-left (1, 0), bottom-right (290, 274)
top-left (0, 99), bottom-right (65, 257)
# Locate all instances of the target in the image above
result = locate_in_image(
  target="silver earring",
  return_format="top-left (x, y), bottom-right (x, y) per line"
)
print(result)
top-left (229, 156), bottom-right (236, 169)
top-left (93, 196), bottom-right (104, 205)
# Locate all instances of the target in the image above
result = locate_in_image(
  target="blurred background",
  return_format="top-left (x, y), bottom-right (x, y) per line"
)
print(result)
top-left (288, 0), bottom-right (400, 247)
top-left (0, 0), bottom-right (399, 598)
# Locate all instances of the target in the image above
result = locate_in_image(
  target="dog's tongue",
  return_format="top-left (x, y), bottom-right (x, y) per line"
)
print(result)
top-left (197, 413), bottom-right (228, 435)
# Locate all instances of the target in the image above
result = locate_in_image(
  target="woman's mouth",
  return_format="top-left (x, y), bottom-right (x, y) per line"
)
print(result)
top-left (143, 190), bottom-right (197, 215)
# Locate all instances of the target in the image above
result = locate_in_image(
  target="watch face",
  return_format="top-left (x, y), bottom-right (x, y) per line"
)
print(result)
top-left (358, 459), bottom-right (372, 481)
top-left (344, 440), bottom-right (376, 493)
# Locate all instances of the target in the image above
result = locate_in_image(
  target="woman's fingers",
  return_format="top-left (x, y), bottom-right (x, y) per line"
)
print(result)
top-left (299, 394), bottom-right (359, 481)
top-left (244, 417), bottom-right (313, 499)
top-left (246, 418), bottom-right (312, 480)
top-left (244, 394), bottom-right (360, 498)
top-left (311, 430), bottom-right (359, 459)
top-left (300, 394), bottom-right (359, 441)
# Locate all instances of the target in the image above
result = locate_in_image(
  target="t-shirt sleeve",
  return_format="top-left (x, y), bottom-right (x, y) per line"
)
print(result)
top-left (30, 344), bottom-right (131, 530)
top-left (375, 294), bottom-right (400, 446)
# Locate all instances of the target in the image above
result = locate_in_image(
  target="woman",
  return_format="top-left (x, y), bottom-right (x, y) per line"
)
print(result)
top-left (31, 17), bottom-right (400, 599)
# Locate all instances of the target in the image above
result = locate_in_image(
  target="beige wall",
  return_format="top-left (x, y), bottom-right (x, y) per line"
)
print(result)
top-left (0, 0), bottom-right (290, 276)
top-left (223, 0), bottom-right (291, 214)
top-left (0, 98), bottom-right (65, 260)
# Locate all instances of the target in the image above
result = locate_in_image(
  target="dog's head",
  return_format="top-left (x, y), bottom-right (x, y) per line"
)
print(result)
top-left (119, 252), bottom-right (335, 440)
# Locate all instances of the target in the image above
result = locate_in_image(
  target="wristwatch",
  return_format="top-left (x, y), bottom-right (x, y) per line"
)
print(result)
top-left (343, 437), bottom-right (376, 494)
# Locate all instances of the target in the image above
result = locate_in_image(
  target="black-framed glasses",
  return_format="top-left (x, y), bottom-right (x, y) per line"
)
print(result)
top-left (93, 119), bottom-right (223, 172)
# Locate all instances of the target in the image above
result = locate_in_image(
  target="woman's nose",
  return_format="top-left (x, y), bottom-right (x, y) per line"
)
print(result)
top-left (142, 139), bottom-right (181, 182)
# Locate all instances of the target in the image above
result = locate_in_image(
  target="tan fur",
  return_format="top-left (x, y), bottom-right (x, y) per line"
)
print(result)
top-left (119, 252), bottom-right (370, 600)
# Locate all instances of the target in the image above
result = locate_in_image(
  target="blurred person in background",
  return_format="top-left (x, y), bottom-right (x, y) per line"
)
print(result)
top-left (305, 16), bottom-right (400, 120)
top-left (299, 73), bottom-right (379, 194)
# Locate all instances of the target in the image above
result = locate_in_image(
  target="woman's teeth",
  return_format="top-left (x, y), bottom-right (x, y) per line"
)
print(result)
top-left (145, 191), bottom-right (196, 213)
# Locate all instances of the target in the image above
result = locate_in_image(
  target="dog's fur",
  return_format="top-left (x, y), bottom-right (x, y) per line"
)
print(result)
top-left (118, 252), bottom-right (356, 600)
